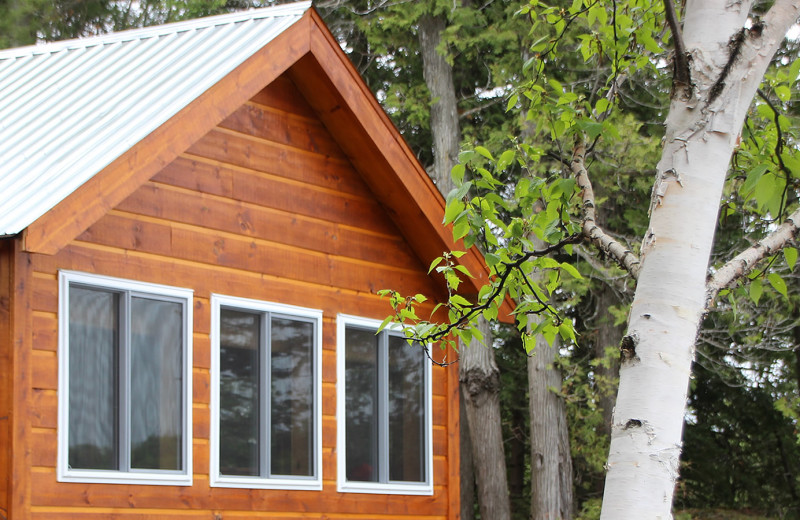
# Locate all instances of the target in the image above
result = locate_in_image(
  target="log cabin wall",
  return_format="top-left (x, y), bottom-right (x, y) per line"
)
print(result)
top-left (25, 74), bottom-right (455, 519)
top-left (0, 241), bottom-right (11, 518)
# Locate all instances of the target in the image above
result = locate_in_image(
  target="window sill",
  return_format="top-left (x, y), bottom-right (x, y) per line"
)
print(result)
top-left (337, 480), bottom-right (433, 495)
top-left (57, 469), bottom-right (192, 486)
top-left (210, 475), bottom-right (322, 490)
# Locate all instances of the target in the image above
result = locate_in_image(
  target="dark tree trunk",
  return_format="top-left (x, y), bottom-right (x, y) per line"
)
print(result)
top-left (528, 331), bottom-right (574, 520)
top-left (418, 11), bottom-right (510, 520)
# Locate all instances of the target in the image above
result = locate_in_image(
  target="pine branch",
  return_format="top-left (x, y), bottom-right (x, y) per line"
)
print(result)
top-left (572, 142), bottom-right (642, 278)
top-left (706, 205), bottom-right (800, 305)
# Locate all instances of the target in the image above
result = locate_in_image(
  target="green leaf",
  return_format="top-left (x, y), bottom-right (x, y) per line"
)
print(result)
top-left (428, 257), bottom-right (443, 274)
top-left (475, 146), bottom-right (494, 161)
top-left (450, 294), bottom-right (471, 307)
top-left (453, 217), bottom-right (470, 240)
top-left (558, 319), bottom-right (576, 342)
top-left (768, 273), bottom-right (788, 299)
top-left (754, 172), bottom-right (778, 210)
top-left (444, 199), bottom-right (465, 225)
top-left (485, 253), bottom-right (501, 268)
top-left (784, 247), bottom-right (797, 271)
top-left (576, 120), bottom-right (603, 140)
top-left (454, 265), bottom-right (474, 278)
top-left (451, 163), bottom-right (466, 184)
top-left (496, 149), bottom-right (516, 171)
top-left (548, 78), bottom-right (563, 93)
top-left (377, 315), bottom-right (394, 333)
top-left (749, 278), bottom-right (763, 305)
top-left (560, 262), bottom-right (583, 279)
top-left (789, 57), bottom-right (800, 85)
top-left (740, 163), bottom-right (770, 198)
top-left (522, 333), bottom-right (536, 354)
top-left (542, 323), bottom-right (557, 346)
top-left (775, 85), bottom-right (792, 102)
top-left (506, 93), bottom-right (519, 112)
top-left (595, 97), bottom-right (610, 114)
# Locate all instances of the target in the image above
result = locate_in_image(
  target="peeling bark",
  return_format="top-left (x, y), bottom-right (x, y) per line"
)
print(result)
top-left (573, 144), bottom-right (642, 278)
top-left (600, 1), bottom-right (800, 517)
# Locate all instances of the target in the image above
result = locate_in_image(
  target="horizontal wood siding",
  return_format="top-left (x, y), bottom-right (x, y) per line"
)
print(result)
top-left (0, 241), bottom-right (10, 518)
top-left (27, 75), bottom-right (454, 519)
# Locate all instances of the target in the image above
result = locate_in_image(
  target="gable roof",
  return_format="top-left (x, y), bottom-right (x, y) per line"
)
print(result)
top-left (0, 1), bottom-right (310, 238)
top-left (0, 1), bottom-right (513, 320)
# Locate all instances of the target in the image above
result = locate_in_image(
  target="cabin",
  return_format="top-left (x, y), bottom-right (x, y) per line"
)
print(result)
top-left (0, 2), bottom-right (509, 519)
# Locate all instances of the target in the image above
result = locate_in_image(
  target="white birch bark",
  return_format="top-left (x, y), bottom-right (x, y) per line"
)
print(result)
top-left (600, 1), bottom-right (799, 517)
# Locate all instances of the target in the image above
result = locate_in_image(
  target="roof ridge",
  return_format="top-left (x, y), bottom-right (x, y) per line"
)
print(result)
top-left (0, 0), bottom-right (311, 60)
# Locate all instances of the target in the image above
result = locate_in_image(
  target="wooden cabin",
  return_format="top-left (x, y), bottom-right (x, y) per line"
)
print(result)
top-left (0, 2), bottom-right (508, 518)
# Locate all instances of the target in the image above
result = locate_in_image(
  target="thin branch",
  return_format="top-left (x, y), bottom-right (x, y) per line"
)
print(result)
top-left (706, 205), bottom-right (800, 305)
top-left (572, 142), bottom-right (642, 278)
top-left (397, 233), bottom-right (583, 346)
top-left (663, 0), bottom-right (690, 93)
top-left (757, 88), bottom-right (792, 222)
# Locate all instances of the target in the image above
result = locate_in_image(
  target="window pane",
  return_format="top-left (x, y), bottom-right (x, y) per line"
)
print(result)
top-left (130, 297), bottom-right (183, 470)
top-left (270, 317), bottom-right (314, 477)
top-left (344, 327), bottom-right (379, 482)
top-left (388, 335), bottom-right (425, 483)
top-left (219, 309), bottom-right (261, 476)
top-left (68, 287), bottom-right (119, 470)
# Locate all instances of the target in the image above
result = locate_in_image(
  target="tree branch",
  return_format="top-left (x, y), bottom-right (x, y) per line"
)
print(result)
top-left (663, 0), bottom-right (690, 94)
top-left (572, 143), bottom-right (642, 278)
top-left (706, 205), bottom-right (800, 305)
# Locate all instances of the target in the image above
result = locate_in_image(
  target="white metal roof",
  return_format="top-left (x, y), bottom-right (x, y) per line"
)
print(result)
top-left (0, 1), bottom-right (312, 237)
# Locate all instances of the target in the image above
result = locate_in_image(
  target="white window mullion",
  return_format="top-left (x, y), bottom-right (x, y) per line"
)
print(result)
top-left (57, 270), bottom-right (192, 486)
top-left (377, 331), bottom-right (389, 485)
top-left (210, 294), bottom-right (322, 490)
top-left (336, 314), bottom-right (433, 495)
top-left (119, 290), bottom-right (131, 472)
top-left (261, 312), bottom-right (271, 479)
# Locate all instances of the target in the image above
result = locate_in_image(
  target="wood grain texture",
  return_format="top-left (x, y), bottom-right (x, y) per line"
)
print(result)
top-left (11, 239), bottom-right (33, 520)
top-left (26, 65), bottom-right (452, 518)
top-left (14, 8), bottom-right (488, 518)
top-left (0, 240), bottom-right (11, 517)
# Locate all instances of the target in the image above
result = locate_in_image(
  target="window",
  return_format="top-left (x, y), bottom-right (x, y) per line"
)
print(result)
top-left (58, 271), bottom-right (193, 485)
top-left (210, 294), bottom-right (322, 489)
top-left (337, 315), bottom-right (433, 495)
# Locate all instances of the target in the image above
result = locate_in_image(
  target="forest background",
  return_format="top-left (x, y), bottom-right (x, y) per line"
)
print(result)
top-left (2, 0), bottom-right (799, 518)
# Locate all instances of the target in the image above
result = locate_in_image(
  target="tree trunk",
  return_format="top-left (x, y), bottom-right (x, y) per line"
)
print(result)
top-left (418, 14), bottom-right (461, 191)
top-left (600, 1), bottom-right (798, 517)
top-left (460, 389), bottom-right (476, 520)
top-left (461, 318), bottom-right (512, 520)
top-left (418, 12), bottom-right (510, 520)
top-left (529, 315), bottom-right (574, 519)
top-left (593, 284), bottom-right (623, 440)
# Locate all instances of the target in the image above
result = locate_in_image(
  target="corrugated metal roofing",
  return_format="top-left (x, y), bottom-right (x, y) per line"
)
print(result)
top-left (0, 1), bottom-right (312, 237)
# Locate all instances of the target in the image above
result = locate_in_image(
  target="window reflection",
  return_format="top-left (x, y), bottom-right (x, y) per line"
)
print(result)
top-left (217, 306), bottom-right (317, 479)
top-left (344, 325), bottom-right (427, 484)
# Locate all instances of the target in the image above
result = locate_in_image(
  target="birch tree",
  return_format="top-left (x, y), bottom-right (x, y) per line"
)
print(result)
top-left (597, 2), bottom-right (799, 515)
top-left (383, 0), bottom-right (800, 516)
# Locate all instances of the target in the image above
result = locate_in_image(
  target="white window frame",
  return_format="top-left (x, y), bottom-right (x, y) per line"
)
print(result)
top-left (57, 271), bottom-right (193, 486)
top-left (210, 294), bottom-right (323, 490)
top-left (336, 314), bottom-right (433, 495)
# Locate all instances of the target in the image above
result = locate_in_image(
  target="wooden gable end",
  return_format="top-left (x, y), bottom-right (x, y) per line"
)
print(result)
top-left (71, 74), bottom-right (443, 314)
top-left (24, 73), bottom-right (458, 519)
top-left (20, 9), bottom-right (512, 322)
